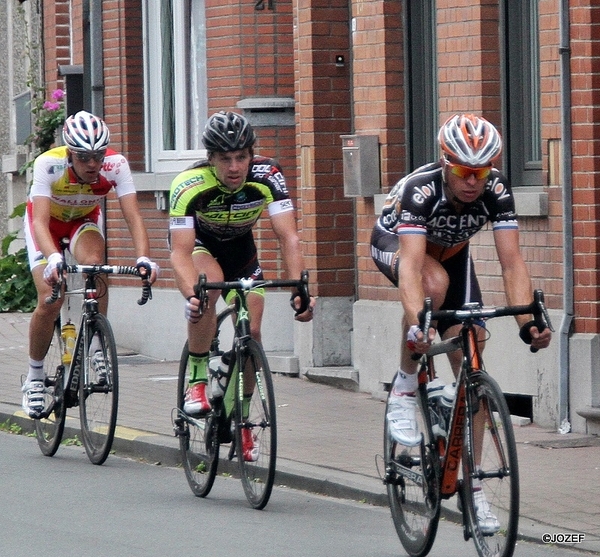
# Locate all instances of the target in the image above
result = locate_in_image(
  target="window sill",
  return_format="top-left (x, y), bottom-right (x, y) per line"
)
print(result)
top-left (513, 188), bottom-right (548, 217)
top-left (132, 172), bottom-right (177, 192)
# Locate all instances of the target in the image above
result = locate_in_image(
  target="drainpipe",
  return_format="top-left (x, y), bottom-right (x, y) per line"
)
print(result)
top-left (558, 0), bottom-right (574, 433)
top-left (82, 0), bottom-right (104, 117)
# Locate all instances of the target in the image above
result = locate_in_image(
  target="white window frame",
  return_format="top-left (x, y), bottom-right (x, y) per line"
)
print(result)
top-left (143, 0), bottom-right (208, 174)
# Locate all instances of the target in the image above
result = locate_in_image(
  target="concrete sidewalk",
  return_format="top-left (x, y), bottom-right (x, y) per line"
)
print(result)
top-left (1, 312), bottom-right (598, 554)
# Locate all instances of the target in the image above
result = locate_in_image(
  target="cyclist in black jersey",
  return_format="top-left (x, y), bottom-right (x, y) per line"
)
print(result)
top-left (169, 111), bottom-right (314, 459)
top-left (371, 114), bottom-right (551, 529)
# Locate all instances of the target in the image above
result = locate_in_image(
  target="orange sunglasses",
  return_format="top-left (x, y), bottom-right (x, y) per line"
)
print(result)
top-left (444, 158), bottom-right (492, 180)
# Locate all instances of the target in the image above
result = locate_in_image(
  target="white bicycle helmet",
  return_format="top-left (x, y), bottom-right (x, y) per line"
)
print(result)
top-left (62, 111), bottom-right (110, 152)
top-left (438, 114), bottom-right (502, 167)
top-left (202, 111), bottom-right (256, 153)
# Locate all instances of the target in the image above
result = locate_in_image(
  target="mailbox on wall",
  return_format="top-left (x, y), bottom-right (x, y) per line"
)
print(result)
top-left (341, 135), bottom-right (380, 197)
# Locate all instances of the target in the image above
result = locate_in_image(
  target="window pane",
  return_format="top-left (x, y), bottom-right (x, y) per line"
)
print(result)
top-left (161, 0), bottom-right (175, 150)
top-left (504, 0), bottom-right (542, 186)
top-left (406, 0), bottom-right (438, 171)
top-left (188, 0), bottom-right (207, 150)
top-left (527, 1), bottom-right (541, 164)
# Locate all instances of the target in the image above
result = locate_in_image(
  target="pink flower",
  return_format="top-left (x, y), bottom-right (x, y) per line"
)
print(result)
top-left (43, 101), bottom-right (61, 111)
top-left (51, 89), bottom-right (65, 101)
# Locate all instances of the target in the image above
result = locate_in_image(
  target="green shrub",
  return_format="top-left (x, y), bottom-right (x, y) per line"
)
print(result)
top-left (0, 204), bottom-right (36, 313)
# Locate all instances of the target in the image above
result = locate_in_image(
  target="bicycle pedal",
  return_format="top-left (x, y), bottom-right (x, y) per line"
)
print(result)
top-left (171, 408), bottom-right (188, 434)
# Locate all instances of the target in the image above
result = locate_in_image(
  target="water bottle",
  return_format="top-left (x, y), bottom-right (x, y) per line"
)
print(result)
top-left (61, 321), bottom-right (76, 365)
top-left (208, 355), bottom-right (223, 398)
top-left (427, 377), bottom-right (447, 438)
top-left (439, 383), bottom-right (456, 427)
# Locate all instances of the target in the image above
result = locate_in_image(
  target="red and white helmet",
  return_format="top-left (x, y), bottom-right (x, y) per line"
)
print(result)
top-left (62, 111), bottom-right (110, 152)
top-left (438, 114), bottom-right (502, 167)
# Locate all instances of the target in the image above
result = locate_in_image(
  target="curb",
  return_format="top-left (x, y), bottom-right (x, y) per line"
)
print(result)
top-left (2, 403), bottom-right (598, 554)
top-left (0, 402), bottom-right (387, 506)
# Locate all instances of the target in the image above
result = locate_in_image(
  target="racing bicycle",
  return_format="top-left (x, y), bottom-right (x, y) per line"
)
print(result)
top-left (173, 271), bottom-right (310, 509)
top-left (34, 240), bottom-right (152, 465)
top-left (383, 290), bottom-right (553, 557)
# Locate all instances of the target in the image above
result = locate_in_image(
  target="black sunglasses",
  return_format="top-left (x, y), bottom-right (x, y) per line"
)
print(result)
top-left (73, 150), bottom-right (107, 163)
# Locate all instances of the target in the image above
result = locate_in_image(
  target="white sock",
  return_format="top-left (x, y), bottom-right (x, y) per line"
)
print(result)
top-left (27, 358), bottom-right (45, 382)
top-left (391, 369), bottom-right (418, 396)
top-left (89, 334), bottom-right (101, 354)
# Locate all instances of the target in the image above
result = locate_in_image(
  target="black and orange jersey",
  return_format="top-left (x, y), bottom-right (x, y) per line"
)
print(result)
top-left (374, 161), bottom-right (518, 260)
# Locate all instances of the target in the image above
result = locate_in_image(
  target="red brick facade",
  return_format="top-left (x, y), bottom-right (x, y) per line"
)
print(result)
top-left (38, 0), bottom-right (598, 335)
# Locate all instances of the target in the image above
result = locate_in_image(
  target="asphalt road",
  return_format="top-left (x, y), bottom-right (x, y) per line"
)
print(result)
top-left (0, 432), bottom-right (594, 557)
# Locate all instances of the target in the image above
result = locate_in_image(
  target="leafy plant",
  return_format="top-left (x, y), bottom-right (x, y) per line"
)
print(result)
top-left (0, 418), bottom-right (23, 435)
top-left (62, 435), bottom-right (82, 447)
top-left (0, 204), bottom-right (36, 313)
top-left (0, 88), bottom-right (66, 313)
top-left (25, 88), bottom-right (66, 155)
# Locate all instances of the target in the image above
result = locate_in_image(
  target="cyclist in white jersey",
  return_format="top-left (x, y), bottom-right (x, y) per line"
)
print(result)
top-left (21, 111), bottom-right (158, 418)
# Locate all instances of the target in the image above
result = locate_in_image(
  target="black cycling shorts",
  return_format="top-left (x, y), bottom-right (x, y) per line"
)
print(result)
top-left (370, 226), bottom-right (483, 337)
top-left (194, 231), bottom-right (264, 299)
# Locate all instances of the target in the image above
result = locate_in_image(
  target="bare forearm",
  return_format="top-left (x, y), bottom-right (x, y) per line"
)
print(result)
top-left (502, 261), bottom-right (534, 327)
top-left (170, 250), bottom-right (198, 299)
top-left (279, 234), bottom-right (305, 279)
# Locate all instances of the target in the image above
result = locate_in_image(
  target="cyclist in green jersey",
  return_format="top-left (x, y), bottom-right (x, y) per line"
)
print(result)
top-left (169, 111), bottom-right (314, 460)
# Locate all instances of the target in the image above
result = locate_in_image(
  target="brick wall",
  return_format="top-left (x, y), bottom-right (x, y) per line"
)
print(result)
top-left (570, 1), bottom-right (600, 333)
top-left (350, 0), bottom-right (566, 317)
top-left (102, 0), bottom-right (145, 169)
top-left (38, 0), bottom-right (600, 336)
top-left (295, 0), bottom-right (354, 297)
top-left (352, 0), bottom-right (405, 302)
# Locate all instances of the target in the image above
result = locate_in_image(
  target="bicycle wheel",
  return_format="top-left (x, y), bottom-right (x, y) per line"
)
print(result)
top-left (176, 341), bottom-right (220, 497)
top-left (79, 313), bottom-right (119, 465)
top-left (235, 339), bottom-right (276, 510)
top-left (462, 372), bottom-right (519, 557)
top-left (385, 382), bottom-right (441, 557)
top-left (35, 319), bottom-right (67, 456)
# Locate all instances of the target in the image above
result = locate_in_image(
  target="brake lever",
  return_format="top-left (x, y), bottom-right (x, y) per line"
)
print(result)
top-left (293, 270), bottom-right (311, 316)
top-left (530, 289), bottom-right (554, 353)
top-left (194, 274), bottom-right (210, 314)
top-left (136, 263), bottom-right (153, 305)
top-left (44, 263), bottom-right (66, 305)
top-left (411, 297), bottom-right (432, 361)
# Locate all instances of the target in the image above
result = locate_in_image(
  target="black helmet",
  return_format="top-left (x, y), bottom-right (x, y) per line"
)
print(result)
top-left (202, 111), bottom-right (256, 153)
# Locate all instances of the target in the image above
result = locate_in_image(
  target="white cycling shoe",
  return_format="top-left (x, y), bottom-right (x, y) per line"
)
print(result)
top-left (387, 392), bottom-right (422, 447)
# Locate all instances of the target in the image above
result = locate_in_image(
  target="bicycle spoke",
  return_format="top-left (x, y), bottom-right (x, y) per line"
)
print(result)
top-left (79, 314), bottom-right (119, 465)
top-left (385, 384), bottom-right (440, 557)
top-left (463, 373), bottom-right (519, 557)
top-left (236, 339), bottom-right (276, 510)
top-left (35, 319), bottom-right (67, 456)
top-left (176, 342), bottom-right (219, 497)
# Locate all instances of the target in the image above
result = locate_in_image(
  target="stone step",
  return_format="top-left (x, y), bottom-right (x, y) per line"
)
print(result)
top-left (577, 406), bottom-right (600, 435)
top-left (267, 352), bottom-right (359, 391)
top-left (303, 366), bottom-right (359, 392)
top-left (266, 352), bottom-right (299, 376)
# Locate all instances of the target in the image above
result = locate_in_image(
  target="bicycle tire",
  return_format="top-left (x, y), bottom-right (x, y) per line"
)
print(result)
top-left (177, 341), bottom-right (220, 497)
top-left (385, 381), bottom-right (441, 557)
top-left (79, 313), bottom-right (119, 465)
top-left (462, 372), bottom-right (519, 557)
top-left (235, 339), bottom-right (277, 510)
top-left (35, 318), bottom-right (67, 456)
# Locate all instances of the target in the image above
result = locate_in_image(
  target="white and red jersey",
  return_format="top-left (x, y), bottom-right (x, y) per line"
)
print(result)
top-left (29, 145), bottom-right (136, 223)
